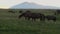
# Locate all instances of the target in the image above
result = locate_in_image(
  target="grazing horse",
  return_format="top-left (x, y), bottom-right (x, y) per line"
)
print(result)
top-left (8, 11), bottom-right (15, 13)
top-left (18, 11), bottom-right (45, 21)
top-left (30, 13), bottom-right (45, 21)
top-left (45, 15), bottom-right (56, 22)
top-left (18, 10), bottom-right (32, 20)
top-left (55, 10), bottom-right (60, 15)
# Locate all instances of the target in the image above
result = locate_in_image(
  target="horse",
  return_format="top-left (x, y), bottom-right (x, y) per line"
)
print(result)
top-left (18, 10), bottom-right (32, 20)
top-left (55, 10), bottom-right (60, 15)
top-left (18, 11), bottom-right (45, 21)
top-left (45, 15), bottom-right (56, 22)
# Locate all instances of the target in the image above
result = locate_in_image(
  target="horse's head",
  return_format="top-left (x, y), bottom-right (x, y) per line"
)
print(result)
top-left (18, 13), bottom-right (25, 19)
top-left (19, 11), bottom-right (23, 13)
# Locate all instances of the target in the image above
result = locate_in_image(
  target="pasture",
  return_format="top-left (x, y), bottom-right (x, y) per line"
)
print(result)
top-left (0, 9), bottom-right (60, 34)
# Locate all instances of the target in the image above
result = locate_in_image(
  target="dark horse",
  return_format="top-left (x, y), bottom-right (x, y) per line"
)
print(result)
top-left (30, 13), bottom-right (45, 21)
top-left (18, 10), bottom-right (45, 21)
top-left (45, 15), bottom-right (56, 22)
top-left (55, 10), bottom-right (60, 15)
top-left (18, 10), bottom-right (32, 20)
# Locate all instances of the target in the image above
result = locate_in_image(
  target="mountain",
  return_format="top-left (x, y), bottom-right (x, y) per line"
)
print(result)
top-left (10, 2), bottom-right (60, 9)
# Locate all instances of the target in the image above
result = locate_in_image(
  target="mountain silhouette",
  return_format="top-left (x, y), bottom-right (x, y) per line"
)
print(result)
top-left (10, 2), bottom-right (60, 9)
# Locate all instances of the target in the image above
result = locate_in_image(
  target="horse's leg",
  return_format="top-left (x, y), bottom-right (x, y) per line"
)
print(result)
top-left (31, 18), bottom-right (36, 21)
top-left (40, 17), bottom-right (43, 21)
top-left (42, 16), bottom-right (45, 21)
top-left (53, 19), bottom-right (56, 22)
top-left (31, 18), bottom-right (33, 21)
top-left (33, 18), bottom-right (36, 21)
top-left (25, 17), bottom-right (27, 20)
top-left (27, 17), bottom-right (30, 20)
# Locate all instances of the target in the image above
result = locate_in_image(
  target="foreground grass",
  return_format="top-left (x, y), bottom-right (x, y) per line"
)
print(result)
top-left (0, 18), bottom-right (60, 34)
top-left (0, 9), bottom-right (60, 34)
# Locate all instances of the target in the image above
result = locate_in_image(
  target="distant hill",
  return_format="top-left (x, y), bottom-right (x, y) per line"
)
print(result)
top-left (10, 2), bottom-right (60, 9)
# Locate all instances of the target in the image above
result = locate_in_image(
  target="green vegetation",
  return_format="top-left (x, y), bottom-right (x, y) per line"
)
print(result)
top-left (0, 9), bottom-right (60, 34)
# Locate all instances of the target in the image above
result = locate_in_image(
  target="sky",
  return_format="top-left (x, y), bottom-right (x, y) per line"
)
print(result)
top-left (0, 0), bottom-right (60, 9)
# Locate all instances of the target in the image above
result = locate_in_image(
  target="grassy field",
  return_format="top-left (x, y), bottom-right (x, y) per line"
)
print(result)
top-left (0, 9), bottom-right (60, 34)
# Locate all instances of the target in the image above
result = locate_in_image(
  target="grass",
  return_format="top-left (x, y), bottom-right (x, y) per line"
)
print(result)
top-left (0, 9), bottom-right (60, 34)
